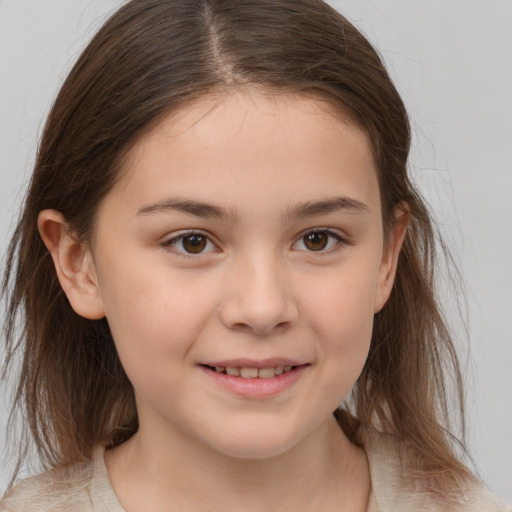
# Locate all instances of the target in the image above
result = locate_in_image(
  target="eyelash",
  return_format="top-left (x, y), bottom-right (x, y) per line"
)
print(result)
top-left (161, 228), bottom-right (347, 257)
top-left (161, 230), bottom-right (218, 257)
top-left (292, 229), bottom-right (346, 254)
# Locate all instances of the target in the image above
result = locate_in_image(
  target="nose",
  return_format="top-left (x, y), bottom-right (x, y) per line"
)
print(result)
top-left (219, 254), bottom-right (299, 336)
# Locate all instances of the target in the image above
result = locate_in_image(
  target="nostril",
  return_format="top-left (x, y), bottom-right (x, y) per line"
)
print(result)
top-left (232, 322), bottom-right (251, 332)
top-left (230, 321), bottom-right (289, 336)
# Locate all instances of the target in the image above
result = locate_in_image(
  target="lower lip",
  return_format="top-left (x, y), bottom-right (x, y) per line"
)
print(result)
top-left (200, 365), bottom-right (308, 398)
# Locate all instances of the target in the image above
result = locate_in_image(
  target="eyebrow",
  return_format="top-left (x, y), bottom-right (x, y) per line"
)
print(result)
top-left (136, 199), bottom-right (239, 222)
top-left (136, 196), bottom-right (369, 222)
top-left (282, 196), bottom-right (369, 222)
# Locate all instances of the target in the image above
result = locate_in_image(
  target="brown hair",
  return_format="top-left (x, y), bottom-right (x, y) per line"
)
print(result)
top-left (2, 0), bottom-right (472, 498)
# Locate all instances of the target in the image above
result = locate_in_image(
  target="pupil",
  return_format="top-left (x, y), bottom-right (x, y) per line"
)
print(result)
top-left (305, 232), bottom-right (328, 251)
top-left (183, 235), bottom-right (206, 253)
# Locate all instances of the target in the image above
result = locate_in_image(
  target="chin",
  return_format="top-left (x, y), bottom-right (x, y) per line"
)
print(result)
top-left (203, 424), bottom-right (306, 460)
top-left (216, 440), bottom-right (295, 460)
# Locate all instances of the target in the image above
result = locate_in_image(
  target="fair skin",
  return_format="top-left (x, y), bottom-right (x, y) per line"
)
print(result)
top-left (39, 92), bottom-right (407, 511)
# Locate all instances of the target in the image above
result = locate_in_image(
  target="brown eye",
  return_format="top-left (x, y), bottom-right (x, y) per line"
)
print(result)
top-left (303, 232), bottom-right (329, 251)
top-left (164, 231), bottom-right (217, 256)
top-left (293, 230), bottom-right (344, 253)
top-left (182, 235), bottom-right (208, 254)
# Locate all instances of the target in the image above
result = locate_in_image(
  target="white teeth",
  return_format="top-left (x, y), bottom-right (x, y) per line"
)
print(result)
top-left (258, 367), bottom-right (276, 379)
top-left (240, 367), bottom-right (259, 378)
top-left (211, 365), bottom-right (297, 377)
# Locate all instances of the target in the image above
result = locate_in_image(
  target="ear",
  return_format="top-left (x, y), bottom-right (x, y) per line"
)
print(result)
top-left (374, 204), bottom-right (409, 313)
top-left (38, 209), bottom-right (105, 320)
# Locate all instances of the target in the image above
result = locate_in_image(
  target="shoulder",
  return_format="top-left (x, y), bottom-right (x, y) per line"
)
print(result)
top-left (0, 446), bottom-right (124, 512)
top-left (361, 426), bottom-right (512, 512)
top-left (0, 460), bottom-right (94, 512)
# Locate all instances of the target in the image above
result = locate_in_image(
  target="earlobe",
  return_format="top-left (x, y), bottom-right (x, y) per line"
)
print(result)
top-left (374, 204), bottom-right (409, 313)
top-left (38, 210), bottom-right (105, 320)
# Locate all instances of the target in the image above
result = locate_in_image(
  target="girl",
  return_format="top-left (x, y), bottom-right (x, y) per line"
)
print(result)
top-left (1, 0), bottom-right (510, 510)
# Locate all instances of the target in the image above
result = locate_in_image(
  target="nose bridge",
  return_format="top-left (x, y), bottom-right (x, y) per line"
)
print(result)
top-left (219, 246), bottom-right (298, 335)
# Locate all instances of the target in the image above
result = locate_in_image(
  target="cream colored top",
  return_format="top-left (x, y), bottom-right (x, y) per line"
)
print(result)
top-left (1, 446), bottom-right (123, 511)
top-left (1, 429), bottom-right (510, 511)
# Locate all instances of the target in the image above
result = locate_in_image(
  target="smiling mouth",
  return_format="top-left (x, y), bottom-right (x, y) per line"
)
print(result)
top-left (202, 365), bottom-right (300, 379)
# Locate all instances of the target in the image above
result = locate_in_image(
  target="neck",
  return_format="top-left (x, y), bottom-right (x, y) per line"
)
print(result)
top-left (105, 415), bottom-right (370, 512)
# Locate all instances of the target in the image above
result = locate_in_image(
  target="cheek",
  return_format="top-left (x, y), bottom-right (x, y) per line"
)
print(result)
top-left (300, 263), bottom-right (378, 391)
top-left (303, 263), bottom-right (378, 338)
top-left (97, 263), bottom-right (218, 375)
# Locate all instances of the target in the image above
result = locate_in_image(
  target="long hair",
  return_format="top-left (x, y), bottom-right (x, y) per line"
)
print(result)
top-left (2, 0), bottom-right (472, 497)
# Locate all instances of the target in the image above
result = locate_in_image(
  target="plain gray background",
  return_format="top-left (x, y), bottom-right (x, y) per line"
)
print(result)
top-left (1, 0), bottom-right (511, 501)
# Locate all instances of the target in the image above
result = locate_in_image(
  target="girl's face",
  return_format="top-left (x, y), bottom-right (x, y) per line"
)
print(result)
top-left (84, 92), bottom-right (404, 458)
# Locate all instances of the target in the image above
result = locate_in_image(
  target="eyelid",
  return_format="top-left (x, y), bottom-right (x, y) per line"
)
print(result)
top-left (160, 229), bottom-right (220, 256)
top-left (291, 227), bottom-right (348, 253)
top-left (160, 227), bottom-right (348, 257)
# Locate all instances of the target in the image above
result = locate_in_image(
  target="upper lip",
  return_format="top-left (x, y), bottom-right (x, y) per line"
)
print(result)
top-left (201, 358), bottom-right (307, 369)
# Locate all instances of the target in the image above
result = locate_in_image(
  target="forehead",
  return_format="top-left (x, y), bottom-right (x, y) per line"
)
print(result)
top-left (104, 91), bottom-right (380, 220)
